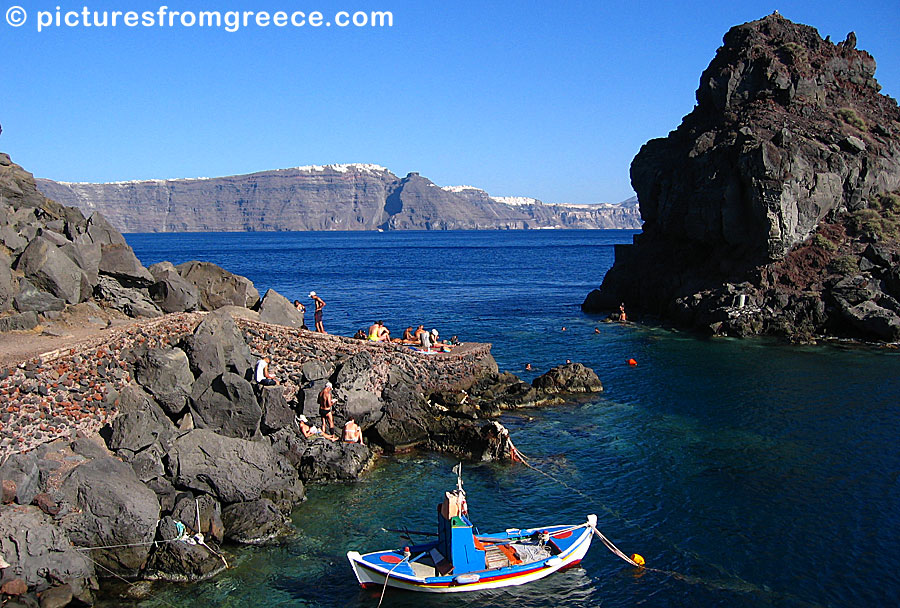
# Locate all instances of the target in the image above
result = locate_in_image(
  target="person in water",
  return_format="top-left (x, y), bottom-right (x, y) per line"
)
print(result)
top-left (618, 303), bottom-right (627, 323)
top-left (317, 381), bottom-right (336, 433)
top-left (310, 291), bottom-right (326, 333)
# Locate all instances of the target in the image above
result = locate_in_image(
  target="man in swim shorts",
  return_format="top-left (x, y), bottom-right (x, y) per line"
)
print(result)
top-left (317, 381), bottom-right (335, 433)
top-left (310, 291), bottom-right (326, 333)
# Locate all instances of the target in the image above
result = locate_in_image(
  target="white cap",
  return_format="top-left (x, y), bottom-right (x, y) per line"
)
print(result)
top-left (297, 414), bottom-right (308, 423)
top-left (309, 291), bottom-right (316, 297)
top-left (325, 381), bottom-right (332, 388)
top-left (431, 328), bottom-right (439, 335)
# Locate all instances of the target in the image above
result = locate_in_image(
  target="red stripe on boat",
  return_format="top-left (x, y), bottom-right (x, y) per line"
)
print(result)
top-left (552, 530), bottom-right (573, 539)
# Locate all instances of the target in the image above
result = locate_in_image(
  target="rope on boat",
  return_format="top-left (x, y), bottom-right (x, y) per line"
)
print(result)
top-left (375, 554), bottom-right (410, 608)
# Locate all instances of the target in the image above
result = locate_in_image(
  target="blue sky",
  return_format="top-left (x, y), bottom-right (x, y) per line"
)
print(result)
top-left (3, 0), bottom-right (899, 204)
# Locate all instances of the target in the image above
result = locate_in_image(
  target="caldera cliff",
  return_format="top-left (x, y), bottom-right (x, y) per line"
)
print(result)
top-left (583, 13), bottom-right (900, 342)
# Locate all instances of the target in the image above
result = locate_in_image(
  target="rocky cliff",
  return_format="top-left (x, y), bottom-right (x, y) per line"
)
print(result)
top-left (36, 165), bottom-right (642, 232)
top-left (584, 13), bottom-right (900, 342)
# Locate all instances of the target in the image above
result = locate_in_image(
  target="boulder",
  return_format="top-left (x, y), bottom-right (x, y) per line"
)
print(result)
top-left (14, 237), bottom-right (88, 304)
top-left (0, 505), bottom-right (94, 590)
top-left (221, 499), bottom-right (289, 544)
top-left (85, 212), bottom-right (127, 246)
top-left (837, 299), bottom-right (900, 341)
top-left (166, 430), bottom-right (305, 510)
top-left (257, 289), bottom-right (306, 328)
top-left (297, 379), bottom-right (329, 418)
top-left (258, 385), bottom-right (294, 434)
top-left (94, 275), bottom-right (163, 318)
top-left (295, 439), bottom-right (374, 483)
top-left (301, 359), bottom-right (333, 382)
top-left (148, 261), bottom-right (200, 313)
top-left (0, 251), bottom-right (15, 312)
top-left (180, 311), bottom-right (255, 377)
top-left (176, 261), bottom-right (260, 310)
top-left (132, 348), bottom-right (194, 416)
top-left (532, 363), bottom-right (604, 394)
top-left (0, 311), bottom-right (39, 333)
top-left (143, 517), bottom-right (226, 582)
top-left (12, 278), bottom-right (65, 313)
top-left (98, 243), bottom-right (154, 286)
top-left (58, 456), bottom-right (160, 575)
top-left (190, 372), bottom-right (261, 439)
top-left (171, 494), bottom-right (224, 542)
top-left (0, 225), bottom-right (28, 253)
top-left (106, 383), bottom-right (177, 454)
top-left (337, 388), bottom-right (383, 430)
top-left (0, 452), bottom-right (41, 505)
top-left (334, 351), bottom-right (375, 391)
top-left (370, 383), bottom-right (434, 451)
top-left (59, 240), bottom-right (101, 285)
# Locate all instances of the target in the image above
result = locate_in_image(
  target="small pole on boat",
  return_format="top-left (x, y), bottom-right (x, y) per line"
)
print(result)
top-left (452, 462), bottom-right (463, 493)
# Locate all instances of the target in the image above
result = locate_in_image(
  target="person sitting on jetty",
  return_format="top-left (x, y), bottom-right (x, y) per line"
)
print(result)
top-left (293, 299), bottom-right (309, 330)
top-left (342, 418), bottom-right (364, 444)
top-left (429, 328), bottom-right (452, 352)
top-left (353, 329), bottom-right (366, 340)
top-left (402, 326), bottom-right (416, 342)
top-left (318, 381), bottom-right (336, 433)
top-left (367, 320), bottom-right (391, 342)
top-left (310, 291), bottom-right (326, 333)
top-left (255, 356), bottom-right (277, 386)
top-left (297, 415), bottom-right (336, 440)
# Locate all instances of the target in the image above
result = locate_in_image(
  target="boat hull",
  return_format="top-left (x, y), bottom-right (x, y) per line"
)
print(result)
top-left (347, 519), bottom-right (595, 594)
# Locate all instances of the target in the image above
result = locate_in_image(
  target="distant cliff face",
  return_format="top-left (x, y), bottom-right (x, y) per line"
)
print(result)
top-left (35, 165), bottom-right (641, 233)
top-left (585, 13), bottom-right (900, 342)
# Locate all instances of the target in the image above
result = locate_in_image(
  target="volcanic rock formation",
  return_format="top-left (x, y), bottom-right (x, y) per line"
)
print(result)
top-left (35, 165), bottom-right (642, 232)
top-left (584, 13), bottom-right (900, 342)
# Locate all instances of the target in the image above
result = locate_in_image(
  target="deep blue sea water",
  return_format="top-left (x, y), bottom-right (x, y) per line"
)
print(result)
top-left (121, 230), bottom-right (900, 608)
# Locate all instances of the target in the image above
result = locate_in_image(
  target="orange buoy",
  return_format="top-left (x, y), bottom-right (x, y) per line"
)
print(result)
top-left (631, 553), bottom-right (645, 567)
top-left (627, 358), bottom-right (637, 366)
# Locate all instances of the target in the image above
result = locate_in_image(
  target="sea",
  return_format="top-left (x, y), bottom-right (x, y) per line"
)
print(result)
top-left (119, 229), bottom-right (900, 608)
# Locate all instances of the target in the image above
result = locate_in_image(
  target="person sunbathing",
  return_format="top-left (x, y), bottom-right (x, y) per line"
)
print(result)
top-left (297, 415), bottom-right (337, 440)
top-left (367, 320), bottom-right (391, 342)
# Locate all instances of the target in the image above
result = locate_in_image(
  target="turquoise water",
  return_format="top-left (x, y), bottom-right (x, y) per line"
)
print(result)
top-left (122, 230), bottom-right (900, 607)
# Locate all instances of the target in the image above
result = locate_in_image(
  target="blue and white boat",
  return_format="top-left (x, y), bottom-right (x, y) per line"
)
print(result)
top-left (347, 468), bottom-right (598, 593)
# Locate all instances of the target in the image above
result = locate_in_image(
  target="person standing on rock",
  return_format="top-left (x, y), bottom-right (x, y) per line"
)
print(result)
top-left (310, 291), bottom-right (326, 333)
top-left (255, 356), bottom-right (277, 386)
top-left (318, 381), bottom-right (336, 433)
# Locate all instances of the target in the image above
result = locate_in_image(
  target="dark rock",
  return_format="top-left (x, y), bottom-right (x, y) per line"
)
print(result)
top-left (59, 241), bottom-right (101, 285)
top-left (94, 275), bottom-right (162, 318)
top-left (171, 494), bottom-right (224, 542)
top-left (14, 237), bottom-right (88, 304)
top-left (37, 584), bottom-right (73, 608)
top-left (58, 456), bottom-right (160, 575)
top-left (532, 363), bottom-right (604, 394)
top-left (301, 359), bottom-right (332, 382)
top-left (295, 439), bottom-right (374, 483)
top-left (166, 430), bottom-right (305, 511)
top-left (31, 493), bottom-right (59, 516)
top-left (0, 311), bottom-right (39, 333)
top-left (0, 505), bottom-right (94, 590)
top-left (106, 384), bottom-right (176, 453)
top-left (132, 348), bottom-right (194, 417)
top-left (143, 517), bottom-right (226, 582)
top-left (370, 383), bottom-right (434, 451)
top-left (85, 212), bottom-right (127, 246)
top-left (836, 299), bottom-right (900, 341)
top-left (337, 388), bottom-right (383, 430)
top-left (1, 578), bottom-right (28, 596)
top-left (221, 499), bottom-right (289, 544)
top-left (190, 372), bottom-right (261, 439)
top-left (12, 279), bottom-right (65, 313)
top-left (257, 288), bottom-right (306, 328)
top-left (258, 386), bottom-right (294, 434)
top-left (180, 311), bottom-right (255, 377)
top-left (148, 261), bottom-right (200, 313)
top-left (175, 261), bottom-right (260, 310)
top-left (297, 379), bottom-right (329, 419)
top-left (0, 452), bottom-right (41, 505)
top-left (0, 251), bottom-right (15, 312)
top-left (334, 351), bottom-right (374, 391)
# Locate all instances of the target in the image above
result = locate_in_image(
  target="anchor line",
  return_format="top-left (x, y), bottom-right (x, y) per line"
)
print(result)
top-left (506, 440), bottom-right (795, 599)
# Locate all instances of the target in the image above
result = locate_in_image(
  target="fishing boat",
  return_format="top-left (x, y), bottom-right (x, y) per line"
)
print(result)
top-left (346, 466), bottom-right (601, 593)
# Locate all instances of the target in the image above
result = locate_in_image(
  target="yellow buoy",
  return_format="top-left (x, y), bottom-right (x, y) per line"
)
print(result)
top-left (631, 553), bottom-right (645, 567)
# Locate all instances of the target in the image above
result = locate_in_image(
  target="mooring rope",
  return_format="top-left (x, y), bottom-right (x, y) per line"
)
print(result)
top-left (375, 553), bottom-right (410, 608)
top-left (507, 441), bottom-right (818, 603)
